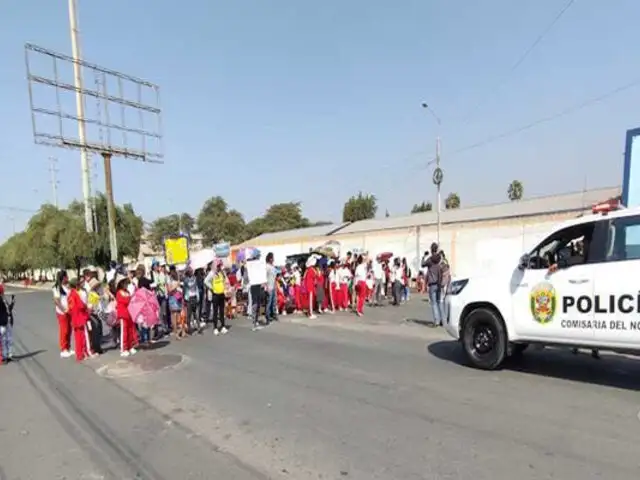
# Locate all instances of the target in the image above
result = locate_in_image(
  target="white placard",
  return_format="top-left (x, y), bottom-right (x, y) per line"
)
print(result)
top-left (246, 259), bottom-right (267, 286)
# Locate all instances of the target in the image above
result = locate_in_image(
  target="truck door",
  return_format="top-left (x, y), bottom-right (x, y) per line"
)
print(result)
top-left (511, 220), bottom-right (599, 344)
top-left (591, 213), bottom-right (640, 347)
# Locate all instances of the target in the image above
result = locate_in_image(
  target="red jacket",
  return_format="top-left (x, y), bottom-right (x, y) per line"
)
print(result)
top-left (303, 267), bottom-right (316, 294)
top-left (67, 288), bottom-right (90, 329)
top-left (116, 290), bottom-right (132, 320)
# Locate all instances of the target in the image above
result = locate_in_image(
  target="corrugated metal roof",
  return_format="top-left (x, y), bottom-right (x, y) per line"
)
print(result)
top-left (243, 223), bottom-right (350, 245)
top-left (338, 186), bottom-right (621, 235)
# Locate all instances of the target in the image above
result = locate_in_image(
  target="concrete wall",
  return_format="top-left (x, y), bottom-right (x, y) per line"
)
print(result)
top-left (248, 211), bottom-right (581, 278)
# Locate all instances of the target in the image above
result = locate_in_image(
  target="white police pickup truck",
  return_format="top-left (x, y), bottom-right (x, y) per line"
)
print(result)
top-left (444, 202), bottom-right (640, 369)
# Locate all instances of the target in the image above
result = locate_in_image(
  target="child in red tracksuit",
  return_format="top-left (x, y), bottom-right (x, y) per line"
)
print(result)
top-left (67, 279), bottom-right (91, 362)
top-left (115, 276), bottom-right (138, 358)
top-left (302, 262), bottom-right (317, 318)
top-left (276, 275), bottom-right (286, 315)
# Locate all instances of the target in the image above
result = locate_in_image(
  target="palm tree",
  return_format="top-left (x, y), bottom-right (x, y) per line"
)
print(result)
top-left (445, 193), bottom-right (461, 209)
top-left (507, 180), bottom-right (524, 201)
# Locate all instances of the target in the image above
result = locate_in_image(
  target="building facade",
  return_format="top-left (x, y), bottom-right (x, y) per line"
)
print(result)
top-left (236, 186), bottom-right (620, 277)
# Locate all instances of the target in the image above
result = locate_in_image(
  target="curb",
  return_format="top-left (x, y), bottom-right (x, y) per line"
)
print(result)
top-left (4, 283), bottom-right (52, 292)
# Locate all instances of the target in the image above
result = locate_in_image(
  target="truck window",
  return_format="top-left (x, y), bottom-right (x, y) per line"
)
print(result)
top-left (527, 221), bottom-right (598, 269)
top-left (605, 214), bottom-right (640, 262)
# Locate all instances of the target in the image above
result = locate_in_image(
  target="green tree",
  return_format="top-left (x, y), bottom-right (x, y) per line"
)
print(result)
top-left (507, 180), bottom-right (524, 201)
top-left (342, 192), bottom-right (377, 222)
top-left (0, 232), bottom-right (30, 275)
top-left (0, 206), bottom-right (93, 275)
top-left (196, 196), bottom-right (247, 245)
top-left (445, 193), bottom-right (461, 209)
top-left (68, 193), bottom-right (143, 265)
top-left (23, 205), bottom-right (92, 269)
top-left (411, 201), bottom-right (433, 214)
top-left (148, 213), bottom-right (195, 250)
top-left (244, 202), bottom-right (310, 240)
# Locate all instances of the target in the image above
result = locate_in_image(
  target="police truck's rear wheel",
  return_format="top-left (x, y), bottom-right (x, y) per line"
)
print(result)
top-left (461, 307), bottom-right (507, 370)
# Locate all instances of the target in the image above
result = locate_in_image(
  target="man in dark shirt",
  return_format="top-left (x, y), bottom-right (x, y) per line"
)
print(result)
top-left (422, 242), bottom-right (444, 326)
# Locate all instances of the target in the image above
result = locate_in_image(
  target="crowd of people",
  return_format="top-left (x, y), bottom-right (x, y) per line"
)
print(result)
top-left (0, 242), bottom-right (452, 364)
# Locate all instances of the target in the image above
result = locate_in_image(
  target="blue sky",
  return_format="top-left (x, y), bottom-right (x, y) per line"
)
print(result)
top-left (1, 0), bottom-right (639, 240)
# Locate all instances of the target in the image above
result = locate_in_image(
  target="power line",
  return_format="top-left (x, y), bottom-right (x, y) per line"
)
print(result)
top-left (441, 77), bottom-right (640, 161)
top-left (458, 0), bottom-right (576, 126)
top-left (0, 205), bottom-right (37, 213)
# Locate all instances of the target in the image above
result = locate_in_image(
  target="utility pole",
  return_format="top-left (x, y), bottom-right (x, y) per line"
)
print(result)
top-left (435, 136), bottom-right (442, 243)
top-left (422, 102), bottom-right (443, 243)
top-left (102, 152), bottom-right (118, 262)
top-left (68, 0), bottom-right (93, 232)
top-left (48, 157), bottom-right (59, 208)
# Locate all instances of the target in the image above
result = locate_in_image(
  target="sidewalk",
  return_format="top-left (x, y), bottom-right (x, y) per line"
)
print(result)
top-left (4, 281), bottom-right (53, 291)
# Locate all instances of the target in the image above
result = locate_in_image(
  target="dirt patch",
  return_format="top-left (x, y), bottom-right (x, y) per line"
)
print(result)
top-left (96, 353), bottom-right (186, 379)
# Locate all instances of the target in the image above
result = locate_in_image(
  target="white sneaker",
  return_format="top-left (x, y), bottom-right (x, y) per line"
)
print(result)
top-left (213, 329), bottom-right (220, 336)
top-left (60, 350), bottom-right (70, 358)
top-left (282, 311), bottom-right (287, 316)
top-left (221, 327), bottom-right (229, 334)
top-left (309, 314), bottom-right (317, 320)
top-left (199, 321), bottom-right (206, 329)
top-left (120, 351), bottom-right (130, 358)
top-left (129, 348), bottom-right (137, 355)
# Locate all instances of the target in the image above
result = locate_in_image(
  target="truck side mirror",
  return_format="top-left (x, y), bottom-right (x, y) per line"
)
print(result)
top-left (518, 253), bottom-right (530, 270)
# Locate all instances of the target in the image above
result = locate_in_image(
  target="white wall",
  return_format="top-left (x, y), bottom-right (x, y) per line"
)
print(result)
top-left (248, 214), bottom-right (574, 278)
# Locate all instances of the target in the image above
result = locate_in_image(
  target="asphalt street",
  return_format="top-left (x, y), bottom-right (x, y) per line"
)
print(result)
top-left (2, 287), bottom-right (640, 480)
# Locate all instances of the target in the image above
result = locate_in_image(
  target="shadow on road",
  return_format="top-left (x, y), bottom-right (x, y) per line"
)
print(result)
top-left (12, 349), bottom-right (46, 361)
top-left (140, 340), bottom-right (170, 351)
top-left (428, 340), bottom-right (640, 391)
top-left (405, 318), bottom-right (437, 328)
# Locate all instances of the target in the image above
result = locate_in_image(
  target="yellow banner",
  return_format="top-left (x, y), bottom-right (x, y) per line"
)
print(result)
top-left (164, 236), bottom-right (189, 265)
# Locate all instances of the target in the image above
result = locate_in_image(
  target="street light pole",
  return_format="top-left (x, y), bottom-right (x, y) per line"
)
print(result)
top-left (421, 103), bottom-right (443, 244)
top-left (435, 135), bottom-right (441, 243)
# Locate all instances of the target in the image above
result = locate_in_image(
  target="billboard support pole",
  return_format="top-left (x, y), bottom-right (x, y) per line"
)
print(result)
top-left (102, 152), bottom-right (118, 261)
top-left (68, 0), bottom-right (93, 232)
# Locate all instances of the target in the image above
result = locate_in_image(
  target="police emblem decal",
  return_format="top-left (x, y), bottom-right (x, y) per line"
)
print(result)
top-left (530, 282), bottom-right (557, 324)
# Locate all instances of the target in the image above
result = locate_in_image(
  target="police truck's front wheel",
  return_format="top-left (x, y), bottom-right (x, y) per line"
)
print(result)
top-left (461, 307), bottom-right (507, 370)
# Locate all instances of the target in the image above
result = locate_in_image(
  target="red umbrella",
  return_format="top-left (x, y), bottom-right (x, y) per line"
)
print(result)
top-left (376, 252), bottom-right (393, 262)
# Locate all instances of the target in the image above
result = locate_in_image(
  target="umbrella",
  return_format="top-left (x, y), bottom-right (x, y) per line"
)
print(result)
top-left (376, 252), bottom-right (393, 262)
top-left (237, 247), bottom-right (261, 262)
top-left (319, 240), bottom-right (341, 258)
top-left (214, 242), bottom-right (231, 258)
top-left (128, 287), bottom-right (161, 327)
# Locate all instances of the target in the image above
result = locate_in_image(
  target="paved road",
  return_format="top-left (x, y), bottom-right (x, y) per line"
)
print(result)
top-left (2, 287), bottom-right (640, 479)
